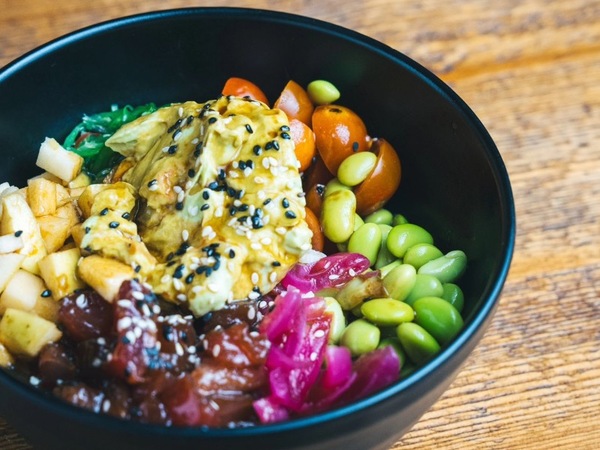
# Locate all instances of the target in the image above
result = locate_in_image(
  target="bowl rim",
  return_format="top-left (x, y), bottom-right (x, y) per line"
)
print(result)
top-left (0, 6), bottom-right (516, 438)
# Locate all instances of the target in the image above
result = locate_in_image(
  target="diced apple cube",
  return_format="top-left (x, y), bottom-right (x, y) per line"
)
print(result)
top-left (0, 253), bottom-right (26, 293)
top-left (1, 192), bottom-right (47, 274)
top-left (0, 308), bottom-right (62, 358)
top-left (0, 269), bottom-right (46, 315)
top-left (77, 255), bottom-right (135, 302)
top-left (36, 137), bottom-right (84, 183)
top-left (37, 215), bottom-right (72, 254)
top-left (68, 172), bottom-right (91, 189)
top-left (31, 295), bottom-right (60, 323)
top-left (0, 233), bottom-right (24, 254)
top-left (38, 248), bottom-right (85, 301)
top-left (27, 171), bottom-right (64, 185)
top-left (55, 202), bottom-right (80, 229)
top-left (27, 177), bottom-right (58, 216)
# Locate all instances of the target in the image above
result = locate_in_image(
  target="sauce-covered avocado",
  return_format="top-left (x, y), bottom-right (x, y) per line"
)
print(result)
top-left (96, 96), bottom-right (312, 316)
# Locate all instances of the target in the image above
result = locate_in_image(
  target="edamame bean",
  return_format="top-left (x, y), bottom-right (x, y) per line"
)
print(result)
top-left (337, 214), bottom-right (364, 252)
top-left (379, 259), bottom-right (401, 278)
top-left (348, 223), bottom-right (382, 265)
top-left (383, 263), bottom-right (417, 302)
top-left (404, 274), bottom-right (444, 306)
top-left (307, 79), bottom-right (340, 105)
top-left (413, 296), bottom-right (463, 346)
top-left (397, 322), bottom-right (441, 366)
top-left (324, 297), bottom-right (347, 344)
top-left (387, 223), bottom-right (434, 258)
top-left (365, 209), bottom-right (394, 225)
top-left (361, 298), bottom-right (414, 326)
top-left (337, 152), bottom-right (378, 187)
top-left (418, 250), bottom-right (467, 283)
top-left (321, 189), bottom-right (356, 243)
top-left (374, 224), bottom-right (396, 269)
top-left (403, 243), bottom-right (444, 270)
top-left (392, 214), bottom-right (408, 226)
top-left (340, 319), bottom-right (381, 356)
top-left (442, 283), bottom-right (465, 313)
top-left (323, 178), bottom-right (352, 197)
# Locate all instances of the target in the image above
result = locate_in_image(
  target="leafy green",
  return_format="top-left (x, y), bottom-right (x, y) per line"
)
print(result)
top-left (63, 103), bottom-right (157, 181)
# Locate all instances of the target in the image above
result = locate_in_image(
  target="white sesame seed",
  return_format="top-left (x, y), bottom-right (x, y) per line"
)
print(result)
top-left (125, 330), bottom-right (137, 344)
top-left (269, 157), bottom-right (279, 166)
top-left (133, 327), bottom-right (143, 338)
top-left (208, 231), bottom-right (217, 240)
top-left (262, 158), bottom-right (270, 169)
top-left (148, 183), bottom-right (159, 191)
top-left (177, 293), bottom-right (187, 302)
top-left (117, 317), bottom-right (133, 331)
top-left (182, 229), bottom-right (189, 241)
top-left (248, 291), bottom-right (260, 300)
top-left (173, 278), bottom-right (184, 291)
top-left (173, 185), bottom-right (183, 194)
top-left (131, 290), bottom-right (145, 300)
top-left (276, 227), bottom-right (287, 235)
top-left (261, 237), bottom-right (272, 245)
top-left (228, 171), bottom-right (239, 178)
top-left (251, 272), bottom-right (259, 284)
top-left (243, 167), bottom-right (253, 177)
top-left (269, 272), bottom-right (278, 283)
top-left (207, 283), bottom-right (219, 293)
top-left (215, 207), bottom-right (223, 218)
top-left (189, 205), bottom-right (199, 216)
top-left (29, 376), bottom-right (41, 386)
top-left (254, 176), bottom-right (265, 184)
top-left (175, 342), bottom-right (185, 356)
top-left (212, 344), bottom-right (221, 357)
top-left (247, 307), bottom-right (256, 320)
top-left (192, 285), bottom-right (203, 293)
top-left (75, 294), bottom-right (88, 308)
top-left (251, 242), bottom-right (261, 250)
top-left (329, 274), bottom-right (340, 280)
top-left (232, 161), bottom-right (239, 169)
top-left (257, 190), bottom-right (266, 200)
top-left (191, 137), bottom-right (199, 144)
top-left (177, 191), bottom-right (185, 203)
top-left (349, 268), bottom-right (357, 277)
top-left (178, 106), bottom-right (184, 117)
top-left (314, 329), bottom-right (326, 338)
top-left (161, 274), bottom-right (171, 284)
top-left (201, 226), bottom-right (214, 237)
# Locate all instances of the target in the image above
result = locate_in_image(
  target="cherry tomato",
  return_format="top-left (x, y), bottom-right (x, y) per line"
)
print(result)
top-left (312, 105), bottom-right (370, 175)
top-left (273, 80), bottom-right (314, 126)
top-left (289, 118), bottom-right (316, 172)
top-left (302, 154), bottom-right (334, 191)
top-left (354, 138), bottom-right (402, 216)
top-left (222, 77), bottom-right (269, 105)
top-left (304, 207), bottom-right (325, 252)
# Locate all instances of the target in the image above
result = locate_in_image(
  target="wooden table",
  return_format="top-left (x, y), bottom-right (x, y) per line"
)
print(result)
top-left (1, 0), bottom-right (599, 448)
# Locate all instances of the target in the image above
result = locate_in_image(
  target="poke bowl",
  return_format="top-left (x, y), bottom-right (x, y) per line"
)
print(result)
top-left (0, 7), bottom-right (515, 450)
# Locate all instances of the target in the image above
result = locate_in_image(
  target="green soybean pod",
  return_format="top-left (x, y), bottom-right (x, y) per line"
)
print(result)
top-left (397, 322), bottom-right (441, 366)
top-left (361, 298), bottom-right (414, 326)
top-left (387, 223), bottom-right (434, 258)
top-left (403, 243), bottom-right (444, 270)
top-left (337, 152), bottom-right (378, 187)
top-left (307, 79), bottom-right (341, 105)
top-left (323, 178), bottom-right (352, 197)
top-left (364, 209), bottom-right (394, 226)
top-left (418, 250), bottom-right (467, 283)
top-left (383, 263), bottom-right (417, 302)
top-left (392, 214), bottom-right (409, 226)
top-left (321, 189), bottom-right (356, 243)
top-left (324, 297), bottom-right (347, 344)
top-left (413, 296), bottom-right (464, 346)
top-left (442, 283), bottom-right (465, 313)
top-left (340, 319), bottom-right (381, 356)
top-left (374, 224), bottom-right (396, 269)
top-left (348, 223), bottom-right (382, 266)
top-left (404, 274), bottom-right (444, 306)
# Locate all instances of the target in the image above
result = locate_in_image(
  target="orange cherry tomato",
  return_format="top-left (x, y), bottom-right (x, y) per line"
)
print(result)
top-left (289, 118), bottom-right (316, 172)
top-left (354, 138), bottom-right (402, 216)
top-left (222, 77), bottom-right (269, 105)
top-left (273, 80), bottom-right (314, 126)
top-left (305, 183), bottom-right (325, 218)
top-left (302, 154), bottom-right (334, 192)
top-left (304, 207), bottom-right (324, 252)
top-left (312, 105), bottom-right (370, 175)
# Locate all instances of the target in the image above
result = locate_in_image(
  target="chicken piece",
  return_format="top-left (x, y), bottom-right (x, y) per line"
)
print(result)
top-left (106, 97), bottom-right (312, 316)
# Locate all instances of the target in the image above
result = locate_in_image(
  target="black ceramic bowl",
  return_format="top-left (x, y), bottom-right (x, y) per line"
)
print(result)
top-left (0, 8), bottom-right (515, 450)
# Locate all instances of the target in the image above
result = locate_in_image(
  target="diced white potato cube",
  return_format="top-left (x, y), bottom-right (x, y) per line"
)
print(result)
top-left (0, 192), bottom-right (47, 274)
top-left (27, 172), bottom-right (64, 185)
top-left (0, 269), bottom-right (46, 315)
top-left (77, 255), bottom-right (135, 302)
top-left (38, 248), bottom-right (85, 301)
top-left (31, 295), bottom-right (60, 323)
top-left (68, 172), bottom-right (91, 189)
top-left (27, 177), bottom-right (58, 216)
top-left (0, 341), bottom-right (14, 368)
top-left (0, 308), bottom-right (62, 358)
top-left (55, 202), bottom-right (80, 229)
top-left (36, 137), bottom-right (84, 183)
top-left (37, 215), bottom-right (72, 254)
top-left (0, 253), bottom-right (26, 293)
top-left (0, 234), bottom-right (24, 254)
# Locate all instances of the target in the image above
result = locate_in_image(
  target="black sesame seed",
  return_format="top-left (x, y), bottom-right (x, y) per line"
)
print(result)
top-left (175, 242), bottom-right (190, 256)
top-left (41, 289), bottom-right (52, 298)
top-left (175, 202), bottom-right (184, 211)
top-left (218, 169), bottom-right (226, 180)
top-left (188, 169), bottom-right (196, 178)
top-left (193, 144), bottom-right (202, 157)
top-left (227, 187), bottom-right (237, 197)
top-left (316, 184), bottom-right (325, 195)
top-left (122, 212), bottom-right (131, 220)
top-left (208, 117), bottom-right (217, 124)
top-left (100, 208), bottom-right (109, 216)
top-left (352, 141), bottom-right (359, 152)
top-left (263, 198), bottom-right (272, 205)
top-left (253, 145), bottom-right (262, 156)
top-left (166, 260), bottom-right (176, 267)
top-left (285, 211), bottom-right (297, 219)
top-left (272, 261), bottom-right (282, 267)
top-left (246, 159), bottom-right (254, 168)
top-left (167, 252), bottom-right (175, 261)
top-left (282, 198), bottom-right (290, 208)
top-left (200, 203), bottom-right (210, 211)
top-left (280, 125), bottom-right (290, 132)
top-left (195, 266), bottom-right (207, 275)
top-left (172, 130), bottom-right (182, 140)
top-left (186, 115), bottom-right (194, 125)
top-left (229, 249), bottom-right (236, 258)
top-left (168, 145), bottom-right (178, 154)
top-left (208, 181), bottom-right (219, 190)
top-left (84, 227), bottom-right (91, 234)
top-left (213, 259), bottom-right (221, 271)
top-left (185, 273), bottom-right (195, 284)
top-left (162, 325), bottom-right (174, 341)
top-left (202, 191), bottom-right (210, 200)
top-left (205, 268), bottom-right (213, 277)
top-left (109, 221), bottom-right (120, 229)
top-left (239, 160), bottom-right (247, 170)
top-left (134, 265), bottom-right (142, 273)
top-left (14, 230), bottom-right (23, 237)
top-left (173, 264), bottom-right (185, 279)
top-left (229, 206), bottom-right (237, 216)
top-left (235, 189), bottom-right (245, 199)
top-left (255, 208), bottom-right (263, 217)
top-left (147, 179), bottom-right (158, 188)
top-left (245, 124), bottom-right (253, 133)
top-left (281, 132), bottom-right (291, 140)
top-left (238, 204), bottom-right (249, 212)
top-left (265, 141), bottom-right (274, 150)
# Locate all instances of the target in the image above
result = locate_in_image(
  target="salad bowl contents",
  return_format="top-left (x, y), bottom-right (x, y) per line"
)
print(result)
top-left (0, 8), bottom-right (514, 450)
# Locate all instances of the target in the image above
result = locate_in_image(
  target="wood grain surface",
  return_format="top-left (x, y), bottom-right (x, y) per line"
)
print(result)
top-left (1, 0), bottom-right (600, 449)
